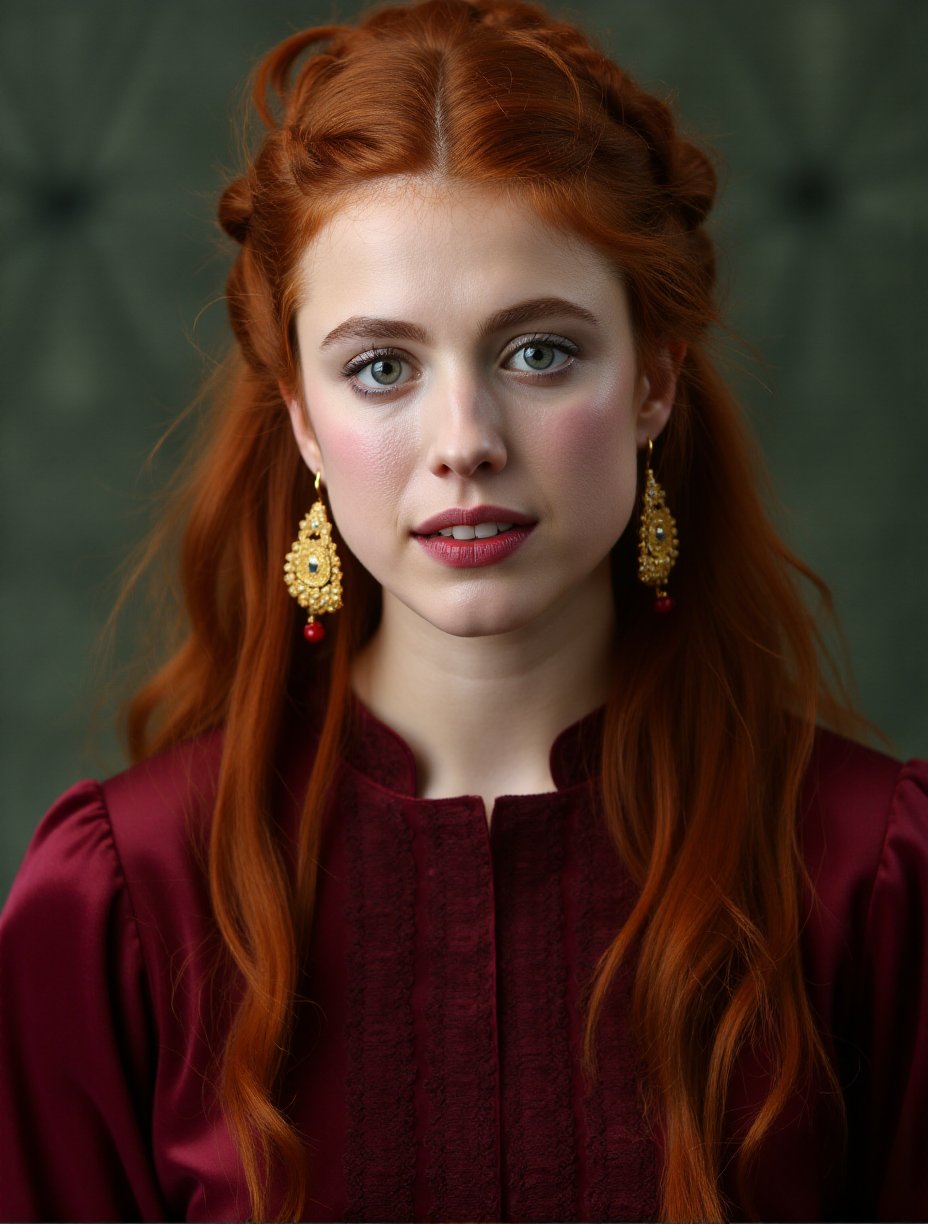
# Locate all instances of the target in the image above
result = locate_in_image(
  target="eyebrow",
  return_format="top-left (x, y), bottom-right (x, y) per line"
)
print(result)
top-left (318, 296), bottom-right (601, 350)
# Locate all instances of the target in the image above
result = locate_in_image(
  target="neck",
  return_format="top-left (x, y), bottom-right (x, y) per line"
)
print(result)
top-left (351, 566), bottom-right (615, 805)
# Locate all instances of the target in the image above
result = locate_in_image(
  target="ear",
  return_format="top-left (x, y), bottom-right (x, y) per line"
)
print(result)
top-left (633, 340), bottom-right (687, 449)
top-left (279, 380), bottom-right (324, 476)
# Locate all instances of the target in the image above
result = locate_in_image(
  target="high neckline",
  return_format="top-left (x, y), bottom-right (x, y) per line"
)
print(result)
top-left (330, 690), bottom-right (605, 799)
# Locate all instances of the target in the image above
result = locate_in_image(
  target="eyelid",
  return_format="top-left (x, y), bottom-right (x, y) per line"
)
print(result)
top-left (501, 333), bottom-right (579, 368)
top-left (341, 346), bottom-right (411, 376)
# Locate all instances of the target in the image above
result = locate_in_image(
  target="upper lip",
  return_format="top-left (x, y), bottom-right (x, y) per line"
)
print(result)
top-left (413, 505), bottom-right (536, 535)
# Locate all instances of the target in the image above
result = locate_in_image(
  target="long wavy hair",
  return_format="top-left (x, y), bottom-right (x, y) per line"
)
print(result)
top-left (122, 0), bottom-right (860, 1218)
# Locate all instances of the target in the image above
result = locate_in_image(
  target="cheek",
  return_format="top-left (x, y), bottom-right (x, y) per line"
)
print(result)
top-left (299, 370), bottom-right (402, 505)
top-left (530, 392), bottom-right (639, 513)
top-left (308, 412), bottom-right (410, 532)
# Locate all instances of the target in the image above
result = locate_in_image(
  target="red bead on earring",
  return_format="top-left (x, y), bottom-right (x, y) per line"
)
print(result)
top-left (303, 620), bottom-right (326, 642)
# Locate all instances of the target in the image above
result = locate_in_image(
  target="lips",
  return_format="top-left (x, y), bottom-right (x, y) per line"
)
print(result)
top-left (412, 504), bottom-right (536, 536)
top-left (415, 523), bottom-right (535, 568)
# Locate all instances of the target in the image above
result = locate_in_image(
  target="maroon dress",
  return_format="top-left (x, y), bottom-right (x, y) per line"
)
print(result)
top-left (1, 697), bottom-right (927, 1222)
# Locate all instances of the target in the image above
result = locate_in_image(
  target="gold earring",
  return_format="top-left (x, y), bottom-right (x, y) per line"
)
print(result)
top-left (637, 438), bottom-right (678, 614)
top-left (283, 471), bottom-right (343, 642)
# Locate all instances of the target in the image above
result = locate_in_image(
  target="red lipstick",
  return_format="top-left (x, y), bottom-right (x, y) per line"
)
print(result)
top-left (412, 505), bottom-right (536, 569)
top-left (412, 505), bottom-right (535, 536)
top-left (415, 527), bottom-right (535, 568)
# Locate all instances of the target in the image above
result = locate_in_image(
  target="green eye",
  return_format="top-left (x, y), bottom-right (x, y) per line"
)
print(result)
top-left (508, 338), bottom-right (575, 375)
top-left (369, 358), bottom-right (403, 385)
top-left (342, 348), bottom-right (412, 396)
top-left (522, 345), bottom-right (556, 370)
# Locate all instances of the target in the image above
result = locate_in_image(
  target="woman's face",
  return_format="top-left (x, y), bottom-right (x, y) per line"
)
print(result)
top-left (284, 178), bottom-right (679, 640)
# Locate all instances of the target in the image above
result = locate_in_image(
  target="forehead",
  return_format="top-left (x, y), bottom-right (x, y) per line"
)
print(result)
top-left (294, 176), bottom-right (627, 321)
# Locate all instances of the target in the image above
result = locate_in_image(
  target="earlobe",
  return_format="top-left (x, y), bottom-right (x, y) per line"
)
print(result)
top-left (279, 379), bottom-right (324, 474)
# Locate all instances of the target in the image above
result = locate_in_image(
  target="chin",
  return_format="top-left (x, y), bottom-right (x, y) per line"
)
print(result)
top-left (411, 596), bottom-right (546, 640)
top-left (437, 619), bottom-right (524, 640)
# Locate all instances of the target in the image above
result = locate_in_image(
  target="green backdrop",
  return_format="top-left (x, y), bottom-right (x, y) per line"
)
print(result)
top-left (2, 0), bottom-right (926, 898)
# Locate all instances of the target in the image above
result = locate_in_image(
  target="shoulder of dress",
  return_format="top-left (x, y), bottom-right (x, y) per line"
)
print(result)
top-left (801, 726), bottom-right (926, 890)
top-left (807, 725), bottom-right (902, 795)
top-left (99, 728), bottom-right (225, 870)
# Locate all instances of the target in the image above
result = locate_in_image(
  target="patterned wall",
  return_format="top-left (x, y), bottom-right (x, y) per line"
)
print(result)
top-left (2, 0), bottom-right (925, 895)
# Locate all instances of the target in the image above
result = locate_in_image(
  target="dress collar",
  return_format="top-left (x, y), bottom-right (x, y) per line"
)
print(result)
top-left (333, 691), bottom-right (605, 798)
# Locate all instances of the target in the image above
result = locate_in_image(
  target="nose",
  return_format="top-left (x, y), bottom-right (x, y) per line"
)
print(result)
top-left (424, 377), bottom-right (508, 478)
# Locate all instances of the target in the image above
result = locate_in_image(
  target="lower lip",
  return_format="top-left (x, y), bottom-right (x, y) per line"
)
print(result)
top-left (414, 526), bottom-right (535, 568)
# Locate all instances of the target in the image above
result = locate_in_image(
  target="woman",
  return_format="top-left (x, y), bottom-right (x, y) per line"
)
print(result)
top-left (1, 0), bottom-right (926, 1220)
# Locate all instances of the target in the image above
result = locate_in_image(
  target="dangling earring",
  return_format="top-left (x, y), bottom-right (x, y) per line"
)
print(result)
top-left (637, 437), bottom-right (679, 614)
top-left (283, 470), bottom-right (343, 642)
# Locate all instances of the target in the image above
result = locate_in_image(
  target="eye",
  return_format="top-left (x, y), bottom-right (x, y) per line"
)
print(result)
top-left (342, 348), bottom-right (414, 396)
top-left (505, 336), bottom-right (577, 376)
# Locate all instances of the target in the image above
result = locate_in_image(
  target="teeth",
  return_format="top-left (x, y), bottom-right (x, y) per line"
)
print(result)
top-left (431, 522), bottom-right (517, 539)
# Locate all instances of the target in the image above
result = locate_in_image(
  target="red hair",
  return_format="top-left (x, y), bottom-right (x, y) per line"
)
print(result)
top-left (123, 1), bottom-right (861, 1218)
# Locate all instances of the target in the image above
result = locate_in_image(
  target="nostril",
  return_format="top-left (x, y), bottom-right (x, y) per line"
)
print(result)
top-left (429, 428), bottom-right (508, 477)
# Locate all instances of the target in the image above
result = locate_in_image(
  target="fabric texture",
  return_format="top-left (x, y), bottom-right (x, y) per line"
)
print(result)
top-left (1, 698), bottom-right (926, 1222)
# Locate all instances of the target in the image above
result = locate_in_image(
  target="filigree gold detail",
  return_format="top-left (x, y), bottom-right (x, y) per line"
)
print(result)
top-left (283, 497), bottom-right (343, 621)
top-left (638, 465), bottom-right (679, 595)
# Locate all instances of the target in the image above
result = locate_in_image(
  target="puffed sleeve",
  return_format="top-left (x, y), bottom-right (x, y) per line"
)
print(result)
top-left (854, 759), bottom-right (928, 1219)
top-left (0, 781), bottom-right (169, 1222)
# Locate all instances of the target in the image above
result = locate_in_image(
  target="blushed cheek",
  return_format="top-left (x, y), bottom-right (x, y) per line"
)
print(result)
top-left (536, 396), bottom-right (638, 506)
top-left (309, 414), bottom-right (410, 538)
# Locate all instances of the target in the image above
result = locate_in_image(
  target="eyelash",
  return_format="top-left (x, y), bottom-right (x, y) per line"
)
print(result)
top-left (340, 333), bottom-right (580, 398)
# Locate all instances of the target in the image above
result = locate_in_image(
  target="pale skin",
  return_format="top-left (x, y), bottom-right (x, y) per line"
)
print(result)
top-left (281, 177), bottom-right (683, 825)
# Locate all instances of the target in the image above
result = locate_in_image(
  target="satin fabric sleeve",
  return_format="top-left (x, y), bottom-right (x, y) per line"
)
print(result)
top-left (858, 758), bottom-right (928, 1219)
top-left (0, 780), bottom-right (168, 1223)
